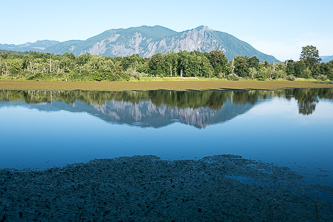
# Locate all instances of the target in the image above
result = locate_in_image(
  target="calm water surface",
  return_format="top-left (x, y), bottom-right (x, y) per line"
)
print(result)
top-left (0, 89), bottom-right (332, 186)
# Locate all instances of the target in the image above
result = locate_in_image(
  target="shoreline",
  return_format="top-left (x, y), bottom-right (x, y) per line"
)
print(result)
top-left (1, 80), bottom-right (333, 91)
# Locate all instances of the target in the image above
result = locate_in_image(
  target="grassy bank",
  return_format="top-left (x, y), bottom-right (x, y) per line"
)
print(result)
top-left (0, 79), bottom-right (332, 91)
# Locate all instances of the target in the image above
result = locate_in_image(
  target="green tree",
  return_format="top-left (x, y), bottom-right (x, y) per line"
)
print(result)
top-left (207, 50), bottom-right (229, 77)
top-left (248, 56), bottom-right (259, 69)
top-left (64, 52), bottom-right (75, 60)
top-left (193, 52), bottom-right (213, 78)
top-left (249, 67), bottom-right (257, 79)
top-left (137, 59), bottom-right (150, 74)
top-left (177, 51), bottom-right (190, 77)
top-left (233, 56), bottom-right (249, 78)
top-left (286, 60), bottom-right (295, 75)
top-left (8, 59), bottom-right (23, 75)
top-left (164, 51), bottom-right (179, 77)
top-left (300, 45), bottom-right (321, 69)
top-left (294, 61), bottom-right (311, 78)
top-left (256, 67), bottom-right (270, 81)
top-left (121, 54), bottom-right (146, 72)
top-left (327, 61), bottom-right (333, 80)
top-left (76, 53), bottom-right (92, 66)
top-left (149, 53), bottom-right (165, 76)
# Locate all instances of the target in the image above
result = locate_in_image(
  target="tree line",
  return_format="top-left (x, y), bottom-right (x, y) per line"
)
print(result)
top-left (0, 45), bottom-right (332, 81)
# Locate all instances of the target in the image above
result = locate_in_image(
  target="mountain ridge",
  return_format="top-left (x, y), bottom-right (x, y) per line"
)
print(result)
top-left (0, 97), bottom-right (256, 129)
top-left (0, 25), bottom-right (279, 62)
top-left (320, 55), bottom-right (333, 63)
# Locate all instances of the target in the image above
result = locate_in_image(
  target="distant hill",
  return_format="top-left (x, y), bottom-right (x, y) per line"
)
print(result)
top-left (320, 55), bottom-right (333, 63)
top-left (0, 40), bottom-right (59, 52)
top-left (0, 25), bottom-right (279, 63)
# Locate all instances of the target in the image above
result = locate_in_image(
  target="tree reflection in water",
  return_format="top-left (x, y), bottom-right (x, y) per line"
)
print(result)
top-left (0, 88), bottom-right (332, 127)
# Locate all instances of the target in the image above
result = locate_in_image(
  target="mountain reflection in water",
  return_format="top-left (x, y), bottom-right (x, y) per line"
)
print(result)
top-left (0, 88), bottom-right (332, 128)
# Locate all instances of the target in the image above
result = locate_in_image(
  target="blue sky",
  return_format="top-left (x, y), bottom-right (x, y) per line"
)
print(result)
top-left (1, 0), bottom-right (332, 61)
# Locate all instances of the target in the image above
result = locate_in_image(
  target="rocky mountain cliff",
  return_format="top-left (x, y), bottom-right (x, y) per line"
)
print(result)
top-left (0, 26), bottom-right (279, 62)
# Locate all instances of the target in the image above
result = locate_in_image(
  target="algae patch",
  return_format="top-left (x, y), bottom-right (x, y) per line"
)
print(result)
top-left (0, 155), bottom-right (332, 221)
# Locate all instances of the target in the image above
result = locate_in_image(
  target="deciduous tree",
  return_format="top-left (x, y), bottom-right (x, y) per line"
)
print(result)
top-left (300, 45), bottom-right (321, 69)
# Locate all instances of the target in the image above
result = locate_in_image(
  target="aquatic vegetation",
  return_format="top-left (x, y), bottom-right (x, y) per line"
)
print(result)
top-left (0, 155), bottom-right (332, 221)
top-left (0, 80), bottom-right (333, 92)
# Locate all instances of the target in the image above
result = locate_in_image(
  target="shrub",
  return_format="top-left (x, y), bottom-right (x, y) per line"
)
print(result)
top-left (256, 67), bottom-right (269, 81)
top-left (119, 72), bottom-right (130, 81)
top-left (272, 70), bottom-right (287, 79)
top-left (317, 74), bottom-right (327, 81)
top-left (108, 73), bottom-right (121, 81)
top-left (286, 74), bottom-right (295, 81)
top-left (92, 71), bottom-right (105, 81)
top-left (218, 73), bottom-right (225, 79)
top-left (227, 73), bottom-right (240, 81)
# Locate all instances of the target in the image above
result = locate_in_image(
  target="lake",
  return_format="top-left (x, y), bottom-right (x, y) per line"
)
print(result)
top-left (1, 88), bottom-right (333, 220)
top-left (0, 89), bottom-right (333, 180)
top-left (0, 88), bottom-right (332, 184)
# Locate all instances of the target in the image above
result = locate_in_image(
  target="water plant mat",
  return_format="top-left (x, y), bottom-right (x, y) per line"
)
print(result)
top-left (1, 155), bottom-right (332, 221)
top-left (1, 80), bottom-right (333, 91)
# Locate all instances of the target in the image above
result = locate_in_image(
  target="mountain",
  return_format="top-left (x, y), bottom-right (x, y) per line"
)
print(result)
top-left (320, 55), bottom-right (333, 63)
top-left (0, 40), bottom-right (59, 52)
top-left (0, 25), bottom-right (279, 62)
top-left (0, 97), bottom-right (256, 129)
top-left (0, 90), bottom-right (260, 128)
